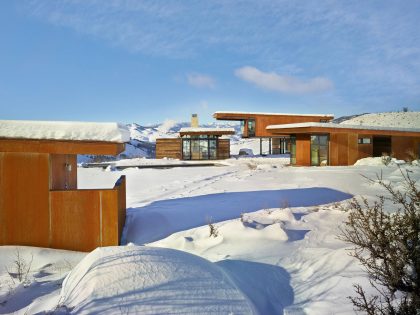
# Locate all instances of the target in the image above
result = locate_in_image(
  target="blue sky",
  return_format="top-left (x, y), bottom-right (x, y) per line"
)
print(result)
top-left (1, 1), bottom-right (420, 124)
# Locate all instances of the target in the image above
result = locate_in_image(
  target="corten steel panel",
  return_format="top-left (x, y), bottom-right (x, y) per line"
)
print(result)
top-left (0, 139), bottom-right (125, 155)
top-left (50, 190), bottom-right (101, 251)
top-left (156, 138), bottom-right (182, 159)
top-left (337, 133), bottom-right (349, 166)
top-left (217, 139), bottom-right (230, 159)
top-left (357, 135), bottom-right (373, 160)
top-left (179, 131), bottom-right (235, 136)
top-left (0, 152), bottom-right (50, 247)
top-left (329, 133), bottom-right (339, 166)
top-left (50, 154), bottom-right (77, 190)
top-left (100, 190), bottom-right (119, 246)
top-left (295, 134), bottom-right (311, 166)
top-left (391, 136), bottom-right (416, 161)
top-left (348, 133), bottom-right (359, 165)
top-left (117, 176), bottom-right (126, 244)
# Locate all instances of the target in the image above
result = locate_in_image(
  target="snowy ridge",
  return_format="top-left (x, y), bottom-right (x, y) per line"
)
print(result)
top-left (0, 120), bottom-right (130, 143)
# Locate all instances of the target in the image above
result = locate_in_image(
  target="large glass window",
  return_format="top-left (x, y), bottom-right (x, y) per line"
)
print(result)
top-left (240, 120), bottom-right (245, 134)
top-left (247, 119), bottom-right (256, 137)
top-left (182, 137), bottom-right (219, 160)
top-left (310, 135), bottom-right (329, 166)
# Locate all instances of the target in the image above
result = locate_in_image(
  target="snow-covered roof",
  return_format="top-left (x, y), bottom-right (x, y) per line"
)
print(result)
top-left (214, 111), bottom-right (334, 117)
top-left (179, 127), bottom-right (235, 134)
top-left (0, 120), bottom-right (130, 143)
top-left (340, 111), bottom-right (420, 129)
top-left (267, 122), bottom-right (420, 133)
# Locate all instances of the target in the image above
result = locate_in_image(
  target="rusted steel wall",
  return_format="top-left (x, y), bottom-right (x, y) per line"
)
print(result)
top-left (49, 175), bottom-right (126, 251)
top-left (0, 150), bottom-right (126, 252)
top-left (0, 152), bottom-right (50, 247)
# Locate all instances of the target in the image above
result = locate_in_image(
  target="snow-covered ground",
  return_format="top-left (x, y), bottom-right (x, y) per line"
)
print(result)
top-left (0, 158), bottom-right (418, 314)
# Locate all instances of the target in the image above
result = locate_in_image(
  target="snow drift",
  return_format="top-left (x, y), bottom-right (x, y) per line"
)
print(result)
top-left (59, 246), bottom-right (255, 314)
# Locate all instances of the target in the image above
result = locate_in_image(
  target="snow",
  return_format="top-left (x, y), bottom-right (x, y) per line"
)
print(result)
top-left (1, 157), bottom-right (419, 314)
top-left (354, 157), bottom-right (407, 166)
top-left (59, 246), bottom-right (255, 314)
top-left (214, 111), bottom-right (334, 117)
top-left (0, 120), bottom-right (130, 143)
top-left (267, 121), bottom-right (420, 133)
top-left (179, 127), bottom-right (235, 133)
top-left (340, 111), bottom-right (420, 128)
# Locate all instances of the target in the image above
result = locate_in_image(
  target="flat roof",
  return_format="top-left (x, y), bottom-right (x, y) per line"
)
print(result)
top-left (214, 111), bottom-right (334, 117)
top-left (179, 127), bottom-right (235, 136)
top-left (267, 122), bottom-right (420, 136)
top-left (0, 120), bottom-right (130, 143)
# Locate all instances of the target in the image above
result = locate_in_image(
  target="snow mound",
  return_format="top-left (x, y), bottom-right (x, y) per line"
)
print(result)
top-left (340, 111), bottom-right (420, 128)
top-left (354, 157), bottom-right (406, 166)
top-left (59, 246), bottom-right (255, 314)
top-left (0, 120), bottom-right (130, 143)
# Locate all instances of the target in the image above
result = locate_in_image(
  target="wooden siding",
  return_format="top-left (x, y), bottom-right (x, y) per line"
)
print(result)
top-left (0, 152), bottom-right (51, 247)
top-left (50, 154), bottom-right (77, 190)
top-left (217, 139), bottom-right (230, 159)
top-left (0, 138), bottom-right (125, 155)
top-left (156, 138), bottom-right (182, 159)
top-left (213, 113), bottom-right (333, 137)
top-left (295, 134), bottom-right (311, 166)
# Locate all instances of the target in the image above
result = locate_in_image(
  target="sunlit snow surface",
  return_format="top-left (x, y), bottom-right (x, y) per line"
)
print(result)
top-left (0, 157), bottom-right (419, 314)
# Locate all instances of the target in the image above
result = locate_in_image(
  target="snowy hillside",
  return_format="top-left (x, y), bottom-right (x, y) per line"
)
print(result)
top-left (340, 111), bottom-right (420, 128)
top-left (80, 119), bottom-right (244, 162)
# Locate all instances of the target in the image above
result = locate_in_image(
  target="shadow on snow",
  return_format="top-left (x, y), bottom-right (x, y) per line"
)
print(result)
top-left (124, 187), bottom-right (352, 244)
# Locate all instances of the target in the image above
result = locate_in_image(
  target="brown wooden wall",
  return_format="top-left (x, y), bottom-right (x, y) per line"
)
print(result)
top-left (155, 138), bottom-right (182, 159)
top-left (217, 139), bottom-right (230, 159)
top-left (392, 137), bottom-right (420, 161)
top-left (295, 134), bottom-right (311, 166)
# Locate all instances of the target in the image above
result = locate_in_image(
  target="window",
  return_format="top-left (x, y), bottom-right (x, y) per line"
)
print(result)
top-left (320, 119), bottom-right (329, 123)
top-left (358, 138), bottom-right (371, 144)
top-left (290, 136), bottom-right (296, 165)
top-left (247, 119), bottom-right (256, 137)
top-left (310, 135), bottom-right (329, 166)
top-left (182, 136), bottom-right (219, 160)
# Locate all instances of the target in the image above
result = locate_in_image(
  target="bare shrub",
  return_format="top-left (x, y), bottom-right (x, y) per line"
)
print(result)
top-left (405, 149), bottom-right (419, 164)
top-left (206, 216), bottom-right (219, 238)
top-left (6, 248), bottom-right (33, 286)
top-left (339, 169), bottom-right (420, 314)
top-left (381, 153), bottom-right (393, 166)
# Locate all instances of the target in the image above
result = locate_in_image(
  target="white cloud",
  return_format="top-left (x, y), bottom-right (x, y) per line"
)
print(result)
top-left (235, 66), bottom-right (333, 94)
top-left (186, 73), bottom-right (215, 89)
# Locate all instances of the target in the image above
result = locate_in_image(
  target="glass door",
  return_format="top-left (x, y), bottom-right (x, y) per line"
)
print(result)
top-left (310, 135), bottom-right (329, 166)
top-left (247, 119), bottom-right (256, 137)
top-left (290, 136), bottom-right (296, 165)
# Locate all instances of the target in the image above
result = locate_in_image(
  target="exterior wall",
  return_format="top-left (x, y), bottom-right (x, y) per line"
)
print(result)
top-left (50, 154), bottom-right (77, 190)
top-left (0, 152), bottom-right (50, 247)
top-left (392, 136), bottom-right (420, 161)
top-left (49, 176), bottom-right (126, 252)
top-left (217, 139), bottom-right (230, 159)
top-left (0, 151), bottom-right (126, 251)
top-left (295, 134), bottom-right (311, 166)
top-left (253, 115), bottom-right (332, 137)
top-left (155, 138), bottom-right (182, 159)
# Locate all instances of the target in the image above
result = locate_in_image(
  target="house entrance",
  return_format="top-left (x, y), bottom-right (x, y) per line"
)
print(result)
top-left (372, 136), bottom-right (391, 157)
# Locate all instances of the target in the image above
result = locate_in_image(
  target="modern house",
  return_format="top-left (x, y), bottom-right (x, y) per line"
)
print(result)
top-left (0, 120), bottom-right (130, 251)
top-left (156, 114), bottom-right (235, 160)
top-left (213, 111), bottom-right (334, 155)
top-left (267, 122), bottom-right (420, 166)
